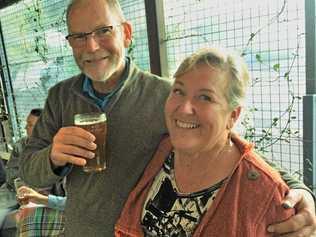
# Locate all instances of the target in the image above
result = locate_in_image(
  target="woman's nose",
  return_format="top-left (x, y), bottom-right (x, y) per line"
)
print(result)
top-left (178, 99), bottom-right (195, 114)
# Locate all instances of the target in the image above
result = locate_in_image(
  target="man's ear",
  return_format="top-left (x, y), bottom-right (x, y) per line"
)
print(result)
top-left (122, 21), bottom-right (133, 48)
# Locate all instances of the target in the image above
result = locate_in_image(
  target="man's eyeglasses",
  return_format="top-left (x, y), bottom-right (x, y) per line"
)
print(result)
top-left (65, 24), bottom-right (121, 48)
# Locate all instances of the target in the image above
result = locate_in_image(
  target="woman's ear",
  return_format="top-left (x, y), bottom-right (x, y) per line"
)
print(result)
top-left (228, 106), bottom-right (242, 129)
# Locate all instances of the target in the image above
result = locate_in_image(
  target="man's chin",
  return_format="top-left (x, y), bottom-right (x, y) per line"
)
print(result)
top-left (85, 72), bottom-right (112, 82)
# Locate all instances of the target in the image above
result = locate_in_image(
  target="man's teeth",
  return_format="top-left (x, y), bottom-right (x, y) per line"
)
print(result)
top-left (176, 120), bottom-right (199, 129)
top-left (86, 57), bottom-right (108, 62)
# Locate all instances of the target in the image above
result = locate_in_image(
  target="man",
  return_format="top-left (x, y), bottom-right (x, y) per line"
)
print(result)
top-left (20, 0), bottom-right (316, 236)
top-left (6, 108), bottom-right (42, 190)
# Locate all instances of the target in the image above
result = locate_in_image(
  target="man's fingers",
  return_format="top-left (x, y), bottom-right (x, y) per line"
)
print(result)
top-left (278, 226), bottom-right (316, 237)
top-left (282, 189), bottom-right (303, 209)
top-left (53, 128), bottom-right (96, 150)
top-left (50, 126), bottom-right (97, 167)
top-left (58, 126), bottom-right (95, 141)
top-left (61, 144), bottom-right (95, 159)
top-left (51, 145), bottom-right (93, 166)
top-left (53, 153), bottom-right (87, 167)
top-left (268, 209), bottom-right (313, 234)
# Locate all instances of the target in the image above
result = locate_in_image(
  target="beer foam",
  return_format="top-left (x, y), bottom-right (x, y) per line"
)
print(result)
top-left (74, 114), bottom-right (107, 125)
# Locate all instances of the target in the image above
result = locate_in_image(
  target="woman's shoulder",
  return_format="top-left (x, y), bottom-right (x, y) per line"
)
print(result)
top-left (240, 151), bottom-right (289, 191)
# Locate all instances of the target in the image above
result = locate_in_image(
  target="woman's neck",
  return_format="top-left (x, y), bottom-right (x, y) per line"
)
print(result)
top-left (173, 141), bottom-right (240, 193)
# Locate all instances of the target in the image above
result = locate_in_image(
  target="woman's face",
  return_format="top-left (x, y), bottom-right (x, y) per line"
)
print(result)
top-left (165, 64), bottom-right (239, 154)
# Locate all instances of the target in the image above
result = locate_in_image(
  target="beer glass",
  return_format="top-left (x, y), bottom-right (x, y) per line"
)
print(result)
top-left (74, 112), bottom-right (107, 172)
top-left (14, 178), bottom-right (28, 208)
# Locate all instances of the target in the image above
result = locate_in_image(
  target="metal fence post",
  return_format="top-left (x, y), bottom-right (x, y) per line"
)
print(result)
top-left (304, 0), bottom-right (316, 192)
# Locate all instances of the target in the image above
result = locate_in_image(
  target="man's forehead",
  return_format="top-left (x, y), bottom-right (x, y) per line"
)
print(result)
top-left (67, 1), bottom-right (116, 32)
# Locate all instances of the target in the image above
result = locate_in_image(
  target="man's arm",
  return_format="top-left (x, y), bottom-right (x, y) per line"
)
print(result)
top-left (19, 88), bottom-right (97, 188)
top-left (268, 189), bottom-right (316, 236)
top-left (261, 154), bottom-right (313, 194)
top-left (260, 152), bottom-right (316, 236)
top-left (19, 91), bottom-right (64, 188)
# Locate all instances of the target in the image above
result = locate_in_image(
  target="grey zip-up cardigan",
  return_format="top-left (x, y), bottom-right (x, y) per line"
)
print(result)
top-left (19, 61), bottom-right (172, 236)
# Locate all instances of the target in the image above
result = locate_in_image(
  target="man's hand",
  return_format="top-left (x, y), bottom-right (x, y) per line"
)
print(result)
top-left (50, 126), bottom-right (96, 167)
top-left (267, 189), bottom-right (316, 237)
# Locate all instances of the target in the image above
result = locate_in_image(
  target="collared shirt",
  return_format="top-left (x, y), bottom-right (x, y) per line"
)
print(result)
top-left (82, 58), bottom-right (130, 109)
top-left (48, 195), bottom-right (67, 211)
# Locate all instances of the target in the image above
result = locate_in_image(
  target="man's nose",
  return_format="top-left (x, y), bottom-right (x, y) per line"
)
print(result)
top-left (85, 35), bottom-right (100, 52)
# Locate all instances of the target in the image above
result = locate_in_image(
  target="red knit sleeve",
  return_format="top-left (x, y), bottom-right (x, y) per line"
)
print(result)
top-left (255, 183), bottom-right (295, 236)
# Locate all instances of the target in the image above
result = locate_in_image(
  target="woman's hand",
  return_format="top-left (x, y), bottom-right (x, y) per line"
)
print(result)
top-left (17, 186), bottom-right (49, 206)
top-left (267, 189), bottom-right (316, 237)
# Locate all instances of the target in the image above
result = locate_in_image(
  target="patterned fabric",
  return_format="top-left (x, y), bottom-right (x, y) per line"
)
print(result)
top-left (141, 152), bottom-right (225, 237)
top-left (17, 206), bottom-right (65, 237)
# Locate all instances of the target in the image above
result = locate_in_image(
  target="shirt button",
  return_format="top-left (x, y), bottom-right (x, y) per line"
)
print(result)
top-left (247, 169), bottom-right (260, 180)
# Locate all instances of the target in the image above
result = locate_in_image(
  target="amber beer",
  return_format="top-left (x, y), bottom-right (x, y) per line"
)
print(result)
top-left (74, 112), bottom-right (107, 172)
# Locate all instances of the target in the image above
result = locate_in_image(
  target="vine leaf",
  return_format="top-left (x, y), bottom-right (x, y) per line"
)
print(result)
top-left (273, 63), bottom-right (280, 72)
top-left (256, 54), bottom-right (263, 63)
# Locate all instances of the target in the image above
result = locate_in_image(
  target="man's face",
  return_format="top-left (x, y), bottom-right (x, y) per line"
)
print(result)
top-left (25, 114), bottom-right (39, 137)
top-left (67, 0), bottom-right (132, 83)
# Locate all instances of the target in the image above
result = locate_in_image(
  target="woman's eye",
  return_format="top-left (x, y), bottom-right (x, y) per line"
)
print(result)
top-left (172, 88), bottom-right (184, 95)
top-left (198, 94), bottom-right (212, 102)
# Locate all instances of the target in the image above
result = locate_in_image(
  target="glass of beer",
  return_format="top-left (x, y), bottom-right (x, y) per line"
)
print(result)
top-left (14, 178), bottom-right (29, 208)
top-left (74, 112), bottom-right (107, 172)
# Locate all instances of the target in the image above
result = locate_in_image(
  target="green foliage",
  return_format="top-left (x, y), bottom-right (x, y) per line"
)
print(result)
top-left (22, 0), bottom-right (48, 63)
top-left (273, 63), bottom-right (280, 72)
top-left (255, 54), bottom-right (263, 63)
top-left (127, 39), bottom-right (136, 61)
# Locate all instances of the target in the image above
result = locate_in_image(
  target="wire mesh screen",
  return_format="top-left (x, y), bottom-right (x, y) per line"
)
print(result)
top-left (162, 0), bottom-right (305, 176)
top-left (0, 0), bottom-right (150, 141)
top-left (0, 0), bottom-right (76, 140)
top-left (120, 0), bottom-right (150, 70)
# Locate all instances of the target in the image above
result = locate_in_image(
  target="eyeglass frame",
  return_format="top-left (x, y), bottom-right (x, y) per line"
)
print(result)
top-left (65, 24), bottom-right (122, 48)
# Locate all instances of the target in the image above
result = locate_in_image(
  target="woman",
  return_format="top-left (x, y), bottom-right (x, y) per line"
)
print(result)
top-left (17, 186), bottom-right (66, 211)
top-left (15, 186), bottom-right (65, 237)
top-left (115, 47), bottom-right (294, 236)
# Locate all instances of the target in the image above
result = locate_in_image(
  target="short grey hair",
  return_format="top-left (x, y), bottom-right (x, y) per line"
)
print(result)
top-left (174, 47), bottom-right (250, 110)
top-left (66, 0), bottom-right (126, 28)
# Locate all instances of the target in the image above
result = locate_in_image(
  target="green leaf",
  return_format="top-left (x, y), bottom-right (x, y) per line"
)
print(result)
top-left (256, 54), bottom-right (263, 63)
top-left (273, 63), bottom-right (280, 72)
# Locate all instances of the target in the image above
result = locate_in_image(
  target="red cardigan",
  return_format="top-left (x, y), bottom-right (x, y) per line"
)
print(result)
top-left (115, 135), bottom-right (294, 237)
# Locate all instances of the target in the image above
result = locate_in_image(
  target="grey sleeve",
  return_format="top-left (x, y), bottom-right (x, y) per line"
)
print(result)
top-left (259, 152), bottom-right (315, 201)
top-left (19, 90), bottom-right (64, 188)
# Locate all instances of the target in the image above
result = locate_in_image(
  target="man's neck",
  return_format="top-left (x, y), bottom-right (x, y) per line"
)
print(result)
top-left (92, 61), bottom-right (126, 94)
